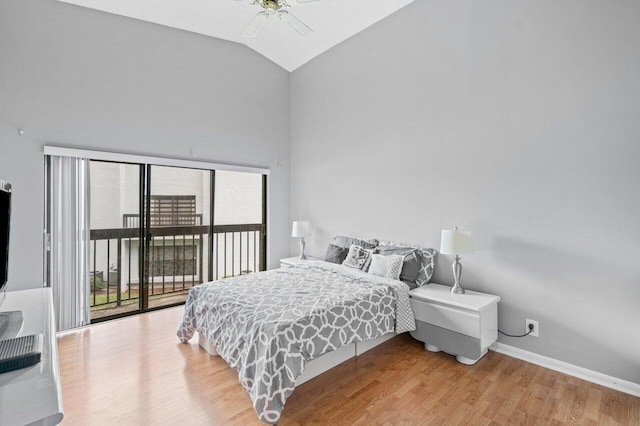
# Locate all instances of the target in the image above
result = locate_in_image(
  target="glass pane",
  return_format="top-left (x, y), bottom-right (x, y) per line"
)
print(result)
top-left (89, 161), bottom-right (141, 321)
top-left (214, 171), bottom-right (262, 225)
top-left (148, 165), bottom-right (211, 309)
top-left (88, 162), bottom-right (264, 320)
top-left (213, 171), bottom-right (263, 280)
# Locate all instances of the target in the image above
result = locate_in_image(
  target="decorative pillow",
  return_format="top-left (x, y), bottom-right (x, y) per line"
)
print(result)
top-left (324, 244), bottom-right (349, 264)
top-left (368, 254), bottom-right (404, 280)
top-left (376, 245), bottom-right (422, 287)
top-left (342, 244), bottom-right (375, 271)
top-left (332, 235), bottom-right (378, 250)
top-left (380, 241), bottom-right (437, 286)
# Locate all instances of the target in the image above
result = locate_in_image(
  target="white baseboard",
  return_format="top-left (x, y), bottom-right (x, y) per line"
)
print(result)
top-left (492, 343), bottom-right (640, 398)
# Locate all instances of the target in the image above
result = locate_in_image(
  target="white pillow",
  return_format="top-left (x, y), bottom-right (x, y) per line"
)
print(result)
top-left (368, 254), bottom-right (404, 280)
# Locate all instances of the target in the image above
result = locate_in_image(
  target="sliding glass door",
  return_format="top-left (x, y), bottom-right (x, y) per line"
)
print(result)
top-left (88, 161), bottom-right (142, 320)
top-left (83, 161), bottom-right (267, 322)
top-left (145, 165), bottom-right (211, 311)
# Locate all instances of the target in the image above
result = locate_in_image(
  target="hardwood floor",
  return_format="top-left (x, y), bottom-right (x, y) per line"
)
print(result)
top-left (57, 307), bottom-right (640, 425)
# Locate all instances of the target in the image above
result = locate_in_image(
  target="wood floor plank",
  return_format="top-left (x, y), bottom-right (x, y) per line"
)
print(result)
top-left (57, 306), bottom-right (640, 425)
top-left (585, 386), bottom-right (604, 421)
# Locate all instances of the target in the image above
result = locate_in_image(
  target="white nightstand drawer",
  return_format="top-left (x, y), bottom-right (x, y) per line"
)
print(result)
top-left (411, 298), bottom-right (480, 339)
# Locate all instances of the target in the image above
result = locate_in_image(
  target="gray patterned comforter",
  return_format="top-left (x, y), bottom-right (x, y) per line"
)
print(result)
top-left (177, 261), bottom-right (416, 424)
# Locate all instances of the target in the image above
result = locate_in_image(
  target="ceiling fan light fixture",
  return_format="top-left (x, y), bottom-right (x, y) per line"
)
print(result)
top-left (255, 0), bottom-right (289, 14)
top-left (239, 0), bottom-right (316, 37)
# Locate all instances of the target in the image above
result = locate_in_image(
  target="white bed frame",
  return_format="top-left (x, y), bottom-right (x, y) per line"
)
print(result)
top-left (198, 332), bottom-right (397, 386)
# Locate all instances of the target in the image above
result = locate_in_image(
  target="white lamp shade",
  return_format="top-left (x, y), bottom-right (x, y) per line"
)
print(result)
top-left (292, 220), bottom-right (310, 238)
top-left (440, 228), bottom-right (474, 255)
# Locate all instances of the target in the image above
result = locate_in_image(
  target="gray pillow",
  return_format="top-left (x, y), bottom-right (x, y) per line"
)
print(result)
top-left (376, 245), bottom-right (422, 288)
top-left (324, 244), bottom-right (349, 264)
top-left (332, 235), bottom-right (378, 250)
top-left (380, 241), bottom-right (438, 286)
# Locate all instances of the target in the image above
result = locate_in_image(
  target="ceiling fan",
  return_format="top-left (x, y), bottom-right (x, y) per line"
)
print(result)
top-left (236, 0), bottom-right (321, 38)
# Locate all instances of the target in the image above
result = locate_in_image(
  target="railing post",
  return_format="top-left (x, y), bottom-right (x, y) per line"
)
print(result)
top-left (199, 233), bottom-right (204, 284)
top-left (116, 237), bottom-right (122, 307)
top-left (260, 174), bottom-right (267, 272)
top-left (106, 241), bottom-right (110, 304)
top-left (93, 239), bottom-right (97, 306)
top-left (259, 225), bottom-right (266, 272)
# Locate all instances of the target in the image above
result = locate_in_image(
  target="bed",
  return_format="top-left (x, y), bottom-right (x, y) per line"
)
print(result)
top-left (177, 260), bottom-right (417, 424)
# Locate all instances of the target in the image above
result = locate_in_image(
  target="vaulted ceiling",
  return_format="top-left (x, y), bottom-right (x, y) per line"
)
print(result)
top-left (57, 0), bottom-right (416, 71)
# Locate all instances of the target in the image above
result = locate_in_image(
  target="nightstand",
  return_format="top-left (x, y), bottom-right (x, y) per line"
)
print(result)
top-left (280, 256), bottom-right (319, 268)
top-left (409, 284), bottom-right (500, 365)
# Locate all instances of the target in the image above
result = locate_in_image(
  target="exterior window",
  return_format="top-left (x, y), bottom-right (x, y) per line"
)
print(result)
top-left (84, 161), bottom-right (266, 322)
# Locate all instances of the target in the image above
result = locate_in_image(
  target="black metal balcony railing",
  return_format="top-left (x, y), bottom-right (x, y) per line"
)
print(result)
top-left (122, 213), bottom-right (203, 228)
top-left (89, 223), bottom-right (265, 311)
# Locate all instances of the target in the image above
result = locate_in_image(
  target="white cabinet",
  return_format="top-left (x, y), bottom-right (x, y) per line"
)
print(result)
top-left (409, 284), bottom-right (500, 365)
top-left (0, 288), bottom-right (63, 425)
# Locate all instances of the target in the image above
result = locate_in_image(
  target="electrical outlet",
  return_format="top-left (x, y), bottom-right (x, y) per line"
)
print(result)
top-left (526, 319), bottom-right (539, 337)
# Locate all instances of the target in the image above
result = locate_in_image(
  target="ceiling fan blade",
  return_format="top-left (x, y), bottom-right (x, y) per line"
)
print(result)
top-left (286, 12), bottom-right (312, 36)
top-left (244, 12), bottom-right (268, 37)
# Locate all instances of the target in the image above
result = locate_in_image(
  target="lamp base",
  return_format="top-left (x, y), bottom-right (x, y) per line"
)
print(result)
top-left (451, 255), bottom-right (466, 295)
top-left (450, 283), bottom-right (466, 295)
top-left (298, 237), bottom-right (307, 260)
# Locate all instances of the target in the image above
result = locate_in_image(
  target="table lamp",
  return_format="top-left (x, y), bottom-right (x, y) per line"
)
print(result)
top-left (292, 220), bottom-right (310, 260)
top-left (440, 226), bottom-right (474, 294)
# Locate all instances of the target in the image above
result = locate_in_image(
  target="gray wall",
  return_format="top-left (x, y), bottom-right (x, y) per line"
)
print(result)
top-left (291, 1), bottom-right (640, 384)
top-left (0, 0), bottom-right (291, 291)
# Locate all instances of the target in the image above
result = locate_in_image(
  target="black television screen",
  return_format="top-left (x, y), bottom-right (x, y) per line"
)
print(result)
top-left (0, 180), bottom-right (11, 293)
